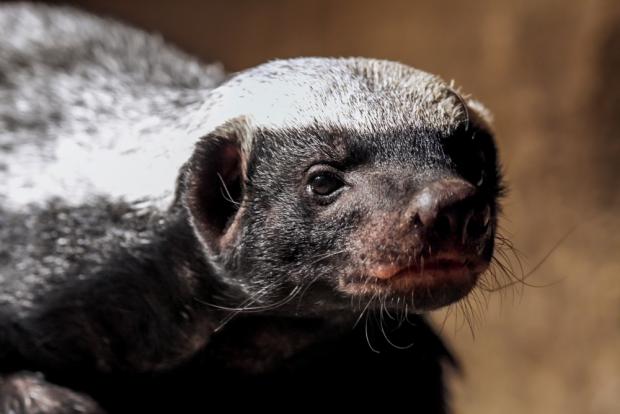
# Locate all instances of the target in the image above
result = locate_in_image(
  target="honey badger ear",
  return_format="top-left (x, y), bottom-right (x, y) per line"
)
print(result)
top-left (466, 99), bottom-right (494, 128)
top-left (182, 118), bottom-right (249, 255)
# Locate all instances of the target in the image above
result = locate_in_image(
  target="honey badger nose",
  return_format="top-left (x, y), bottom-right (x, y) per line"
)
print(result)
top-left (408, 178), bottom-right (489, 242)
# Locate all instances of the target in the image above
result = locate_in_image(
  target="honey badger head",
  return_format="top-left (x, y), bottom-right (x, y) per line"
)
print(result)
top-left (183, 58), bottom-right (503, 314)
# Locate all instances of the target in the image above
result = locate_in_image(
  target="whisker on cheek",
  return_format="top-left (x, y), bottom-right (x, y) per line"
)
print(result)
top-left (364, 295), bottom-right (381, 354)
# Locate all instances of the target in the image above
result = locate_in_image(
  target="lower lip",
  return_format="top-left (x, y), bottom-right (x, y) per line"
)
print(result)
top-left (392, 259), bottom-right (468, 279)
top-left (339, 260), bottom-right (485, 300)
top-left (367, 258), bottom-right (472, 281)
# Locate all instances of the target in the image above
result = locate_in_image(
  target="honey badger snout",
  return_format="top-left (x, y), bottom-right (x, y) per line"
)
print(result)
top-left (407, 178), bottom-right (490, 246)
top-left (343, 176), bottom-right (494, 309)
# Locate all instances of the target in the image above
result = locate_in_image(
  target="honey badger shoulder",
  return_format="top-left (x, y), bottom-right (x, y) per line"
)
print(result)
top-left (0, 6), bottom-right (502, 413)
top-left (0, 3), bottom-right (225, 209)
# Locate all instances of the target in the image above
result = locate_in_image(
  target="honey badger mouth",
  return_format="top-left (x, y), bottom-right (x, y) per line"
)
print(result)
top-left (337, 251), bottom-right (490, 311)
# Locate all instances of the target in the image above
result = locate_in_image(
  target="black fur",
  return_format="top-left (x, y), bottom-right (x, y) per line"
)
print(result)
top-left (0, 200), bottom-right (458, 413)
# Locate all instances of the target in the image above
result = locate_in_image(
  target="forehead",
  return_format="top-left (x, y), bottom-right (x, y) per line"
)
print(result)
top-left (195, 58), bottom-right (467, 146)
top-left (251, 123), bottom-right (453, 174)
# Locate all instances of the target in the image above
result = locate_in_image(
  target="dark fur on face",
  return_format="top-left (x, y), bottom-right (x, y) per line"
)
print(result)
top-left (184, 59), bottom-right (503, 316)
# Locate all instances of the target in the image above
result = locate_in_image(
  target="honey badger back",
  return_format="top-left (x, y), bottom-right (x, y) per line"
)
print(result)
top-left (0, 4), bottom-right (503, 413)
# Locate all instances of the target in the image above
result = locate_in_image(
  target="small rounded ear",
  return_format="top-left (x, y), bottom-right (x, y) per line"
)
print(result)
top-left (182, 120), bottom-right (249, 255)
top-left (466, 98), bottom-right (494, 131)
top-left (446, 88), bottom-right (494, 134)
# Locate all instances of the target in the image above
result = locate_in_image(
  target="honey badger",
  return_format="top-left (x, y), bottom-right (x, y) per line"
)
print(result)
top-left (0, 3), bottom-right (503, 413)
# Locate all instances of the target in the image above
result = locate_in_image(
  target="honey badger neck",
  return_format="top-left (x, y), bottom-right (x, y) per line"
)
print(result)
top-left (1, 202), bottom-right (337, 375)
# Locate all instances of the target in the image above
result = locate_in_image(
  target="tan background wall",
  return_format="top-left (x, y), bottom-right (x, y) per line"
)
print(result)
top-left (57, 0), bottom-right (620, 412)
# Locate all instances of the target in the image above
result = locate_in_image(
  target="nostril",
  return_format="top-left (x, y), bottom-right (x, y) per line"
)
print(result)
top-left (466, 205), bottom-right (491, 240)
top-left (434, 214), bottom-right (452, 239)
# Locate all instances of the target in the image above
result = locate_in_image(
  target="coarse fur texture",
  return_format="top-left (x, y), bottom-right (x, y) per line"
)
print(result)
top-left (0, 3), bottom-right (504, 413)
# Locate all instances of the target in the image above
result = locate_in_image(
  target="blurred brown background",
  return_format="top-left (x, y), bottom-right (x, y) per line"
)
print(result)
top-left (57, 0), bottom-right (620, 412)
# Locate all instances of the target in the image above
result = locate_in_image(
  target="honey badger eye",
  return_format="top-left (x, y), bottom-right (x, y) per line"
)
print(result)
top-left (308, 173), bottom-right (344, 196)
